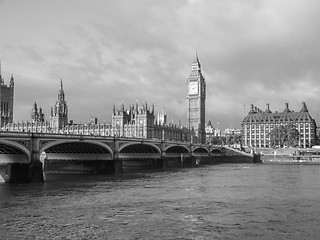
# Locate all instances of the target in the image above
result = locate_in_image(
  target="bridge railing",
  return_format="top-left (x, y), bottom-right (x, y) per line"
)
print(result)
top-left (0, 131), bottom-right (212, 148)
top-left (0, 131), bottom-right (33, 136)
top-left (0, 131), bottom-right (209, 147)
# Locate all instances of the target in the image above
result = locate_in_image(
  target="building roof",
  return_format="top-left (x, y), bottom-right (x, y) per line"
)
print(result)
top-left (243, 102), bottom-right (315, 124)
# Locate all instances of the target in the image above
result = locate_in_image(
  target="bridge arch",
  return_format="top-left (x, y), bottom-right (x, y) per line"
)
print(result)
top-left (0, 139), bottom-right (30, 163)
top-left (118, 143), bottom-right (161, 160)
top-left (39, 140), bottom-right (114, 174)
top-left (211, 148), bottom-right (222, 155)
top-left (193, 147), bottom-right (209, 154)
top-left (165, 145), bottom-right (190, 154)
top-left (119, 143), bottom-right (161, 154)
top-left (40, 140), bottom-right (113, 157)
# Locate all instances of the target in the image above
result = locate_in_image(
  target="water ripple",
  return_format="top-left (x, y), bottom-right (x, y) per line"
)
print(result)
top-left (1, 164), bottom-right (320, 239)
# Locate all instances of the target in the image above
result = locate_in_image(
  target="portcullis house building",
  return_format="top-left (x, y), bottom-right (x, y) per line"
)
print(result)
top-left (242, 102), bottom-right (317, 148)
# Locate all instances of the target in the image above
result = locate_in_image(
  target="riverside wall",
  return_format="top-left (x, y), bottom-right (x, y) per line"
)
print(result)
top-left (261, 155), bottom-right (320, 164)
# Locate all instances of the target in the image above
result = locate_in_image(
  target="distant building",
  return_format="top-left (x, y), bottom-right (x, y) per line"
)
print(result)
top-left (31, 102), bottom-right (45, 123)
top-left (242, 103), bottom-right (317, 148)
top-left (156, 111), bottom-right (167, 125)
top-left (214, 128), bottom-right (221, 137)
top-left (205, 120), bottom-right (215, 144)
top-left (0, 63), bottom-right (14, 128)
top-left (224, 128), bottom-right (241, 137)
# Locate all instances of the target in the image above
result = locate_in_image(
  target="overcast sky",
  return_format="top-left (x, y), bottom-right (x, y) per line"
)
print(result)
top-left (1, 0), bottom-right (319, 130)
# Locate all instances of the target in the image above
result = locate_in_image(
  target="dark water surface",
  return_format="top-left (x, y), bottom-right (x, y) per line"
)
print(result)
top-left (1, 164), bottom-right (320, 239)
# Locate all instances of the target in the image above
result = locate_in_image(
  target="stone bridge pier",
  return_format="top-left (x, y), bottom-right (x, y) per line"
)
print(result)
top-left (29, 137), bottom-right (45, 182)
top-left (0, 136), bottom-right (44, 183)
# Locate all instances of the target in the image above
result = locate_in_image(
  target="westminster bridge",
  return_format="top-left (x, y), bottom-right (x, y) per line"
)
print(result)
top-left (0, 131), bottom-right (253, 183)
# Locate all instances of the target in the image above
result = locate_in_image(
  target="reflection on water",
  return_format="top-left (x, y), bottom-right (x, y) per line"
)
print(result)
top-left (1, 164), bottom-right (320, 239)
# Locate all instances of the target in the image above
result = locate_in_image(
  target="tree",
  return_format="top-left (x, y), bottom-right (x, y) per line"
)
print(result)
top-left (269, 125), bottom-right (286, 148)
top-left (211, 136), bottom-right (225, 145)
top-left (226, 134), bottom-right (241, 145)
top-left (226, 135), bottom-right (234, 145)
top-left (269, 123), bottom-right (300, 148)
top-left (286, 123), bottom-right (300, 147)
top-left (233, 135), bottom-right (242, 144)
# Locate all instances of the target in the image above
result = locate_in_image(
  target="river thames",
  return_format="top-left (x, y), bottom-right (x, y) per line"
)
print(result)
top-left (1, 164), bottom-right (320, 239)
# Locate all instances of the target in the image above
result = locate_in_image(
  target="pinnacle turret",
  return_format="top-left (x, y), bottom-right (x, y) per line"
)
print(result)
top-left (10, 74), bottom-right (14, 87)
top-left (0, 59), bottom-right (3, 84)
top-left (58, 79), bottom-right (65, 102)
top-left (50, 79), bottom-right (68, 131)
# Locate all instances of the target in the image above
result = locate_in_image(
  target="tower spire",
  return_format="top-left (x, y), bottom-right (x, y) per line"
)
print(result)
top-left (0, 58), bottom-right (2, 82)
top-left (192, 50), bottom-right (201, 71)
top-left (58, 78), bottom-right (65, 100)
top-left (195, 48), bottom-right (199, 61)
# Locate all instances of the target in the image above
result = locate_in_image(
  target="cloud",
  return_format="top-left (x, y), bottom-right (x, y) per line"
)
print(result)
top-left (0, 0), bottom-right (320, 129)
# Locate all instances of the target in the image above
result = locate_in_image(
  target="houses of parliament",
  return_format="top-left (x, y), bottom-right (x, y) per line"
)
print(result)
top-left (3, 55), bottom-right (317, 148)
top-left (1, 55), bottom-right (207, 144)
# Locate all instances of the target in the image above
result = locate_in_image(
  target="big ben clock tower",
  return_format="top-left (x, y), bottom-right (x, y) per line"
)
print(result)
top-left (187, 53), bottom-right (206, 143)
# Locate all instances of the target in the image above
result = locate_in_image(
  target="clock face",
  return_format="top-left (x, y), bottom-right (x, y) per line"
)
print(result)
top-left (188, 82), bottom-right (198, 95)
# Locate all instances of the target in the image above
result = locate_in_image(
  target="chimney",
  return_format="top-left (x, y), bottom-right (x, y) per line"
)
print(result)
top-left (284, 102), bottom-right (290, 113)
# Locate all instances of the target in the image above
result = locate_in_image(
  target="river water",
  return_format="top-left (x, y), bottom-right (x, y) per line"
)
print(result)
top-left (1, 164), bottom-right (320, 240)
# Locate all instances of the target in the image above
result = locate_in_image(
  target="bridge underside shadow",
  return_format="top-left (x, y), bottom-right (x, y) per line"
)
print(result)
top-left (164, 146), bottom-right (193, 168)
top-left (0, 143), bottom-right (30, 183)
top-left (192, 147), bottom-right (213, 165)
top-left (119, 143), bottom-right (163, 172)
top-left (43, 142), bottom-right (114, 174)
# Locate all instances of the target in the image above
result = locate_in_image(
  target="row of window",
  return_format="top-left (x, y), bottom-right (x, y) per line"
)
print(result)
top-left (245, 126), bottom-right (313, 130)
top-left (246, 125), bottom-right (315, 129)
top-left (245, 124), bottom-right (313, 128)
top-left (245, 131), bottom-right (314, 135)
top-left (245, 143), bottom-right (312, 148)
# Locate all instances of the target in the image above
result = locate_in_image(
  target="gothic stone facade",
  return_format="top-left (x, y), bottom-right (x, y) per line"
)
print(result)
top-left (242, 103), bottom-right (317, 148)
top-left (2, 55), bottom-right (203, 143)
top-left (4, 82), bottom-right (191, 142)
top-left (111, 103), bottom-right (190, 141)
top-left (0, 66), bottom-right (14, 128)
top-left (3, 80), bottom-right (67, 133)
top-left (186, 53), bottom-right (206, 144)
